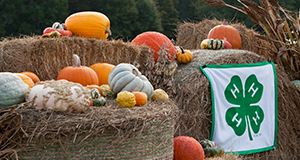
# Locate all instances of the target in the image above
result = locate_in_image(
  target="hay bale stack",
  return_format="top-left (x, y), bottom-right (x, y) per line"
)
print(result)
top-left (174, 50), bottom-right (300, 159)
top-left (0, 36), bottom-right (150, 81)
top-left (175, 19), bottom-right (276, 61)
top-left (6, 100), bottom-right (179, 159)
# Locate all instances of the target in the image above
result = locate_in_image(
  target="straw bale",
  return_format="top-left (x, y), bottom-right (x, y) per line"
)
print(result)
top-left (0, 36), bottom-right (150, 81)
top-left (174, 49), bottom-right (300, 159)
top-left (175, 18), bottom-right (276, 61)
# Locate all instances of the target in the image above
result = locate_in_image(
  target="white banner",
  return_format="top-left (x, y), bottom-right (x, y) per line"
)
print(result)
top-left (200, 61), bottom-right (277, 154)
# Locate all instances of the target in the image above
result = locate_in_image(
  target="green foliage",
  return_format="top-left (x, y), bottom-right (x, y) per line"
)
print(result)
top-left (155, 0), bottom-right (179, 38)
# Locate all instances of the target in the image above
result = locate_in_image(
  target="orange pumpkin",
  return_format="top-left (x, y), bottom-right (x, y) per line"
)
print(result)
top-left (207, 21), bottom-right (241, 49)
top-left (131, 31), bottom-right (176, 63)
top-left (20, 71), bottom-right (40, 83)
top-left (174, 136), bottom-right (205, 160)
top-left (176, 47), bottom-right (193, 64)
top-left (86, 85), bottom-right (103, 96)
top-left (14, 73), bottom-right (35, 88)
top-left (65, 11), bottom-right (111, 40)
top-left (132, 91), bottom-right (147, 106)
top-left (57, 54), bottom-right (99, 86)
top-left (90, 63), bottom-right (115, 86)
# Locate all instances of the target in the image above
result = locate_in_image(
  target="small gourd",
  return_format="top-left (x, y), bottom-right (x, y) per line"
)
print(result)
top-left (86, 84), bottom-right (103, 96)
top-left (151, 89), bottom-right (169, 101)
top-left (176, 46), bottom-right (193, 64)
top-left (199, 139), bottom-right (224, 158)
top-left (90, 96), bottom-right (106, 106)
top-left (99, 84), bottom-right (116, 99)
top-left (132, 91), bottom-right (147, 106)
top-left (116, 91), bottom-right (136, 107)
top-left (90, 88), bottom-right (101, 99)
top-left (201, 39), bottom-right (224, 50)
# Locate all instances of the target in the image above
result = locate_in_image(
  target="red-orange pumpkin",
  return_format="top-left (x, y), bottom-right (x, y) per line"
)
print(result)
top-left (207, 21), bottom-right (241, 49)
top-left (90, 63), bottom-right (115, 86)
top-left (20, 71), bottom-right (40, 83)
top-left (173, 136), bottom-right (205, 160)
top-left (14, 73), bottom-right (35, 88)
top-left (131, 31), bottom-right (176, 63)
top-left (132, 91), bottom-right (147, 106)
top-left (57, 54), bottom-right (99, 86)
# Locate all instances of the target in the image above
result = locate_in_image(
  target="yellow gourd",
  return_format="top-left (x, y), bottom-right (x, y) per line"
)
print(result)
top-left (151, 89), bottom-right (169, 101)
top-left (116, 91), bottom-right (136, 107)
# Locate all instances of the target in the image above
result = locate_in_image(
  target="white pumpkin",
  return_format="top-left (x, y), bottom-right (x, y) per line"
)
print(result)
top-left (25, 80), bottom-right (90, 112)
top-left (108, 63), bottom-right (154, 99)
top-left (0, 72), bottom-right (29, 108)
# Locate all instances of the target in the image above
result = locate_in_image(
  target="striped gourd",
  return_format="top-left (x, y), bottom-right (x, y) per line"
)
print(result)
top-left (207, 39), bottom-right (225, 50)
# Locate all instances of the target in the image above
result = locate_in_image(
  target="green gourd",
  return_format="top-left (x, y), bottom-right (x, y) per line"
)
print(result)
top-left (207, 39), bottom-right (225, 50)
top-left (199, 139), bottom-right (224, 158)
top-left (0, 72), bottom-right (29, 108)
top-left (90, 97), bottom-right (106, 106)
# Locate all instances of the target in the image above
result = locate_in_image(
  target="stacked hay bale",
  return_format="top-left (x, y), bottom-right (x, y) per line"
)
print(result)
top-left (0, 36), bottom-right (150, 81)
top-left (175, 18), bottom-right (276, 61)
top-left (174, 49), bottom-right (300, 159)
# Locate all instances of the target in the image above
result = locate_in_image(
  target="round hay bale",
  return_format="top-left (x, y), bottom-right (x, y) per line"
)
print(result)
top-left (174, 49), bottom-right (300, 159)
top-left (5, 100), bottom-right (179, 159)
top-left (175, 18), bottom-right (276, 61)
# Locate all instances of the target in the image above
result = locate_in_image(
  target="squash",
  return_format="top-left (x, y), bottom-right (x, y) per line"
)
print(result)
top-left (99, 84), bottom-right (116, 99)
top-left (90, 97), bottom-right (106, 106)
top-left (200, 39), bottom-right (209, 49)
top-left (132, 91), bottom-right (147, 106)
top-left (223, 39), bottom-right (232, 49)
top-left (57, 54), bottom-right (99, 86)
top-left (25, 80), bottom-right (90, 112)
top-left (199, 139), bottom-right (224, 158)
top-left (151, 89), bottom-right (169, 101)
top-left (207, 20), bottom-right (241, 49)
top-left (65, 11), bottom-right (111, 40)
top-left (20, 71), bottom-right (40, 83)
top-left (207, 39), bottom-right (224, 50)
top-left (90, 63), bottom-right (115, 86)
top-left (176, 46), bottom-right (193, 64)
top-left (0, 72), bottom-right (29, 108)
top-left (14, 73), bottom-right (35, 88)
top-left (116, 91), bottom-right (136, 108)
top-left (174, 136), bottom-right (205, 160)
top-left (108, 63), bottom-right (154, 99)
top-left (131, 31), bottom-right (176, 63)
top-left (90, 88), bottom-right (101, 99)
top-left (86, 84), bottom-right (103, 96)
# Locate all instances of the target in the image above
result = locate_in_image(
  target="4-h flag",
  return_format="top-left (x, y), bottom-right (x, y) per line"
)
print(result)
top-left (200, 61), bottom-right (277, 155)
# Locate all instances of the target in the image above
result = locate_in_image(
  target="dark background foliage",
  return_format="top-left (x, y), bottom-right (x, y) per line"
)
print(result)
top-left (0, 0), bottom-right (299, 40)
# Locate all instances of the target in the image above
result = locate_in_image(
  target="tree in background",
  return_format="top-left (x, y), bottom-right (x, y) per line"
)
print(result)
top-left (154, 0), bottom-right (179, 39)
top-left (134, 0), bottom-right (163, 38)
top-left (0, 0), bottom-right (68, 37)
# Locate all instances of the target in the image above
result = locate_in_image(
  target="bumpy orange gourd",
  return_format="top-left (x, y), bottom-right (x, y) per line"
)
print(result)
top-left (57, 54), bottom-right (99, 86)
top-left (207, 21), bottom-right (241, 49)
top-left (20, 71), bottom-right (40, 83)
top-left (132, 91), bottom-right (147, 106)
top-left (65, 11), bottom-right (111, 40)
top-left (90, 63), bottom-right (115, 86)
top-left (131, 31), bottom-right (176, 63)
top-left (14, 73), bottom-right (35, 88)
top-left (176, 47), bottom-right (193, 64)
top-left (173, 136), bottom-right (205, 160)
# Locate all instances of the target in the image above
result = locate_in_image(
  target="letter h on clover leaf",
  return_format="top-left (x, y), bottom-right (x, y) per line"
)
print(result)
top-left (225, 74), bottom-right (264, 141)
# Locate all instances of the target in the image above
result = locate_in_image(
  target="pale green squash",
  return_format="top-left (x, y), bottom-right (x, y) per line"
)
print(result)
top-left (0, 72), bottom-right (29, 108)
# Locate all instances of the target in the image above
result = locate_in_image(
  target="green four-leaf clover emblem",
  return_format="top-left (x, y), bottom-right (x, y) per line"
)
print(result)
top-left (225, 74), bottom-right (264, 141)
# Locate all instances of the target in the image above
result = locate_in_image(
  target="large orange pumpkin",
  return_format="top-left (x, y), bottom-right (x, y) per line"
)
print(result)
top-left (20, 71), bottom-right (40, 83)
top-left (65, 11), bottom-right (111, 40)
top-left (173, 136), bottom-right (205, 160)
top-left (131, 31), bottom-right (176, 63)
top-left (90, 63), bottom-right (115, 86)
top-left (207, 21), bottom-right (241, 49)
top-left (14, 73), bottom-right (35, 88)
top-left (57, 54), bottom-right (99, 86)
